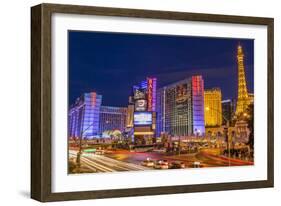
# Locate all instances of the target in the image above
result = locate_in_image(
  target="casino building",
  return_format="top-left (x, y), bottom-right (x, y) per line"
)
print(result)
top-left (68, 92), bottom-right (102, 139)
top-left (99, 106), bottom-right (127, 134)
top-left (204, 88), bottom-right (222, 127)
top-left (68, 92), bottom-right (128, 139)
top-left (156, 75), bottom-right (205, 137)
top-left (69, 76), bottom-right (205, 142)
top-left (127, 77), bottom-right (157, 145)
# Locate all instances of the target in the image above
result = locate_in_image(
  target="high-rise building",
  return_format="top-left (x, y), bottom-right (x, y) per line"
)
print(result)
top-left (68, 92), bottom-right (102, 139)
top-left (236, 44), bottom-right (253, 115)
top-left (99, 106), bottom-right (127, 134)
top-left (131, 77), bottom-right (157, 145)
top-left (222, 99), bottom-right (235, 125)
top-left (157, 75), bottom-right (205, 137)
top-left (204, 88), bottom-right (222, 127)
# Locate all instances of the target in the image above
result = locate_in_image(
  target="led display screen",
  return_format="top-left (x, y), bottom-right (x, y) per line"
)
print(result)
top-left (134, 88), bottom-right (146, 100)
top-left (134, 112), bottom-right (152, 125)
top-left (176, 84), bottom-right (188, 105)
top-left (135, 99), bottom-right (147, 111)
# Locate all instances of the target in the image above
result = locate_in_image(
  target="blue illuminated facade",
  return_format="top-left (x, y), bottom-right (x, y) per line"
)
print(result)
top-left (68, 92), bottom-right (102, 139)
top-left (99, 106), bottom-right (127, 134)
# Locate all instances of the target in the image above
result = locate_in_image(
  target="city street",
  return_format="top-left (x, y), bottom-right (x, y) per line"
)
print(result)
top-left (69, 150), bottom-right (148, 172)
top-left (69, 148), bottom-right (253, 173)
top-left (105, 149), bottom-right (253, 168)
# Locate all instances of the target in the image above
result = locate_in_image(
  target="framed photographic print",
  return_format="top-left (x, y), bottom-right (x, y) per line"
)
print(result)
top-left (31, 3), bottom-right (274, 202)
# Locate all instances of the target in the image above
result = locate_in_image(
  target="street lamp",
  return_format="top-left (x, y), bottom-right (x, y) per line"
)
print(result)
top-left (76, 104), bottom-right (97, 168)
top-left (243, 112), bottom-right (251, 119)
top-left (205, 106), bottom-right (231, 166)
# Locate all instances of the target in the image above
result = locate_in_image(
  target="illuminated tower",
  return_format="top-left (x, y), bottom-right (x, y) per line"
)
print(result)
top-left (235, 44), bottom-right (251, 115)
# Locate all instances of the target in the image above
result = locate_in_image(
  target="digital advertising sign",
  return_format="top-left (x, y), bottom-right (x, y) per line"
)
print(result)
top-left (134, 112), bottom-right (152, 125)
top-left (135, 99), bottom-right (147, 111)
top-left (176, 83), bottom-right (188, 105)
top-left (133, 88), bottom-right (146, 100)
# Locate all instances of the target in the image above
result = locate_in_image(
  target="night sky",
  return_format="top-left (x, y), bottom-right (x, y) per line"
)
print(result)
top-left (68, 31), bottom-right (254, 107)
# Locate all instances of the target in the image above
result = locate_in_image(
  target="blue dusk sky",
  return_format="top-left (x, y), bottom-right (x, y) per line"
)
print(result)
top-left (68, 31), bottom-right (254, 107)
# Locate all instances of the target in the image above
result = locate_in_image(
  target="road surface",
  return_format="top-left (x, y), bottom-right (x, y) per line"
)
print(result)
top-left (69, 149), bottom-right (253, 173)
top-left (69, 150), bottom-right (148, 172)
top-left (105, 149), bottom-right (253, 168)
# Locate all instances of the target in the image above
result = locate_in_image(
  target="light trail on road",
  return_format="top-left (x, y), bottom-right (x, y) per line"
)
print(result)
top-left (69, 149), bottom-right (253, 174)
top-left (69, 150), bottom-right (148, 172)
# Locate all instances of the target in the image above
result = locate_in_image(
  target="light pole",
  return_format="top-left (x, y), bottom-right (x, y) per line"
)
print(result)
top-left (76, 103), bottom-right (85, 168)
top-left (76, 104), bottom-right (98, 168)
top-left (178, 136), bottom-right (181, 156)
top-left (205, 106), bottom-right (231, 166)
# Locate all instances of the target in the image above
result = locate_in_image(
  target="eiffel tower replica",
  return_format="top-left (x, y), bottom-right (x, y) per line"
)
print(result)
top-left (235, 44), bottom-right (252, 116)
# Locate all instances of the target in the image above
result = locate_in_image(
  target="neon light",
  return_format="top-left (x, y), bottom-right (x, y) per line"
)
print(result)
top-left (147, 77), bottom-right (157, 112)
top-left (134, 131), bottom-right (154, 135)
top-left (140, 80), bottom-right (148, 89)
top-left (83, 148), bottom-right (96, 153)
top-left (152, 78), bottom-right (157, 111)
top-left (91, 92), bottom-right (96, 107)
top-left (191, 76), bottom-right (205, 135)
top-left (147, 78), bottom-right (153, 111)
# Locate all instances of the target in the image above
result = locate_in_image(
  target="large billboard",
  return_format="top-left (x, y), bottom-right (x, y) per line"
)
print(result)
top-left (176, 84), bottom-right (188, 106)
top-left (134, 112), bottom-right (152, 125)
top-left (135, 99), bottom-right (147, 111)
top-left (133, 87), bottom-right (146, 100)
top-left (176, 83), bottom-right (189, 116)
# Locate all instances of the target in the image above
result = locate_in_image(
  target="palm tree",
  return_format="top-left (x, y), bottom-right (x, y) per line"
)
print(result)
top-left (246, 103), bottom-right (254, 151)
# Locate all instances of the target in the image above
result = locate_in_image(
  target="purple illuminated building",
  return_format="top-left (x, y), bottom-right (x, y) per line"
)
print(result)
top-left (69, 92), bottom-right (129, 139)
top-left (68, 92), bottom-right (102, 139)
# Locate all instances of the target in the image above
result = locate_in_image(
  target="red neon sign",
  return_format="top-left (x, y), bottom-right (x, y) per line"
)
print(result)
top-left (192, 76), bottom-right (203, 96)
top-left (91, 92), bottom-right (96, 107)
top-left (147, 78), bottom-right (153, 111)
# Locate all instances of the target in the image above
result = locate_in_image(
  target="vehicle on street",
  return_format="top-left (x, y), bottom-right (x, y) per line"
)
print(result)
top-left (153, 148), bottom-right (167, 153)
top-left (95, 149), bottom-right (104, 155)
top-left (154, 160), bottom-right (169, 169)
top-left (141, 158), bottom-right (155, 167)
top-left (169, 161), bottom-right (185, 169)
top-left (193, 161), bottom-right (202, 168)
